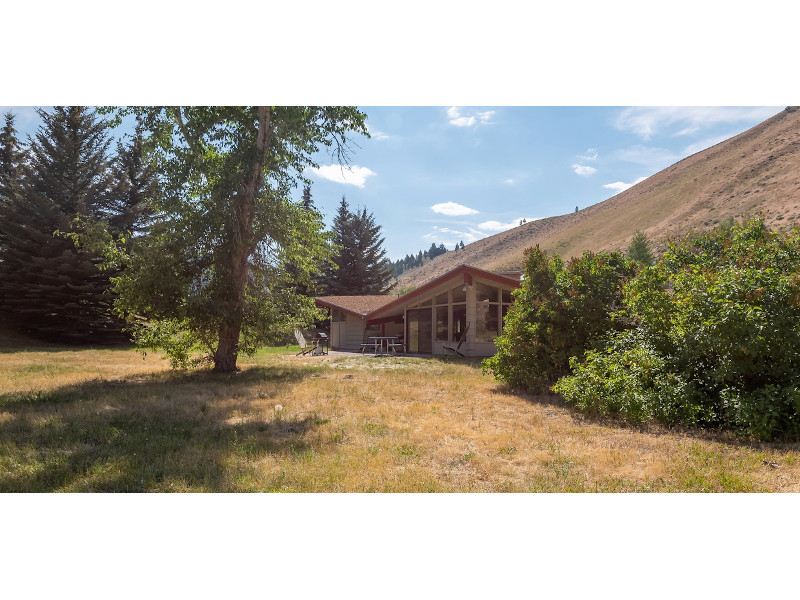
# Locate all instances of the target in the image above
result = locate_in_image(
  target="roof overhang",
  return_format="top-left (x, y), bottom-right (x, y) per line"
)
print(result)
top-left (315, 264), bottom-right (521, 322)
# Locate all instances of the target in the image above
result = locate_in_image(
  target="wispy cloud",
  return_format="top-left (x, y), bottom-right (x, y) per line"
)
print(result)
top-left (478, 218), bottom-right (538, 232)
top-left (366, 123), bottom-right (389, 140)
top-left (603, 177), bottom-right (648, 195)
top-left (447, 107), bottom-right (495, 128)
top-left (572, 164), bottom-right (598, 177)
top-left (578, 148), bottom-right (598, 161)
top-left (613, 106), bottom-right (781, 140)
top-left (311, 164), bottom-right (376, 188)
top-left (613, 145), bottom-right (681, 171)
top-left (424, 226), bottom-right (483, 244)
top-left (430, 201), bottom-right (479, 216)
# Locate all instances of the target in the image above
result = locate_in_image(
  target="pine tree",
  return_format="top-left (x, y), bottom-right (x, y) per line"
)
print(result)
top-left (109, 125), bottom-right (157, 236)
top-left (322, 197), bottom-right (394, 295)
top-left (627, 229), bottom-right (655, 266)
top-left (301, 184), bottom-right (316, 212)
top-left (350, 205), bottom-right (394, 293)
top-left (0, 112), bottom-right (24, 252)
top-left (0, 107), bottom-right (127, 343)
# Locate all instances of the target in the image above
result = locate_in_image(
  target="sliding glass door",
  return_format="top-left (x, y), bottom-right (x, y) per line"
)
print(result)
top-left (406, 308), bottom-right (432, 354)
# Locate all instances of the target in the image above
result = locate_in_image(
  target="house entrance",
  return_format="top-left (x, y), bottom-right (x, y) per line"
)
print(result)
top-left (406, 308), bottom-right (432, 353)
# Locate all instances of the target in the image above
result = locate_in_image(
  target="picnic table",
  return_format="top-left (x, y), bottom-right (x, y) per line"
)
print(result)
top-left (366, 336), bottom-right (402, 356)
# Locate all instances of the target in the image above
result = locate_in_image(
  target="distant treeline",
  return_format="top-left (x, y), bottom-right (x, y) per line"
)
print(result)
top-left (391, 241), bottom-right (466, 278)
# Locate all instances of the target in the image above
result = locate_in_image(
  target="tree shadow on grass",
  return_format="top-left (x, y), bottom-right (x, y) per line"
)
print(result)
top-left (0, 365), bottom-right (329, 492)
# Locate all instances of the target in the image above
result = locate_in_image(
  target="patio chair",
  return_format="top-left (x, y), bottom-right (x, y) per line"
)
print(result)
top-left (443, 322), bottom-right (470, 357)
top-left (294, 329), bottom-right (314, 356)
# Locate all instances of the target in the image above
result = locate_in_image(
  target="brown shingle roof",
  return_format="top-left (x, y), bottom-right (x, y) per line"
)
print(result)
top-left (315, 295), bottom-right (398, 318)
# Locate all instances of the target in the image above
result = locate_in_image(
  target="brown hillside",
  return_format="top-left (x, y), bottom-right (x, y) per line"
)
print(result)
top-left (398, 107), bottom-right (800, 289)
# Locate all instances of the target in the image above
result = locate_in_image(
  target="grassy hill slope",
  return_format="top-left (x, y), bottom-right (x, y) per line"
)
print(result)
top-left (399, 107), bottom-right (800, 289)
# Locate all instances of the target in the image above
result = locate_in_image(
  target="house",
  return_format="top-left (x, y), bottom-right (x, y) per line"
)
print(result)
top-left (315, 265), bottom-right (521, 357)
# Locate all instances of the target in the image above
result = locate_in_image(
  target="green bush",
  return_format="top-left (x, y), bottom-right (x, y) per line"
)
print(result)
top-left (483, 246), bottom-right (637, 392)
top-left (554, 219), bottom-right (800, 441)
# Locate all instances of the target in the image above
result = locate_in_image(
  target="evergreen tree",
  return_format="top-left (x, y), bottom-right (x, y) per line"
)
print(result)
top-left (627, 229), bottom-right (655, 266)
top-left (350, 204), bottom-right (394, 293)
top-left (109, 125), bottom-right (157, 236)
top-left (0, 112), bottom-right (24, 251)
top-left (0, 107), bottom-right (126, 343)
top-left (301, 184), bottom-right (316, 211)
top-left (322, 196), bottom-right (393, 295)
top-left (321, 196), bottom-right (356, 294)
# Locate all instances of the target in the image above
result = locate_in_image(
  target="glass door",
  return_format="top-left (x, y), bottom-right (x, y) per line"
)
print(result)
top-left (407, 308), bottom-right (432, 353)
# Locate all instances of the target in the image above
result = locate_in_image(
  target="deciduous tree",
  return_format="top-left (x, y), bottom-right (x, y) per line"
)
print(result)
top-left (100, 106), bottom-right (367, 371)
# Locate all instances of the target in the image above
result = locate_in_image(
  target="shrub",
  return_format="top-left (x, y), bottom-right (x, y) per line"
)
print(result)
top-left (483, 246), bottom-right (636, 392)
top-left (555, 219), bottom-right (800, 441)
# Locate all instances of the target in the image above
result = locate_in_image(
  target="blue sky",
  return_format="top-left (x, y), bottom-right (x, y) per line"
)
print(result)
top-left (2, 105), bottom-right (784, 260)
top-left (305, 106), bottom-right (783, 259)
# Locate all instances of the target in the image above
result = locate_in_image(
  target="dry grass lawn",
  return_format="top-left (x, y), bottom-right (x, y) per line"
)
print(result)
top-left (2, 344), bottom-right (799, 492)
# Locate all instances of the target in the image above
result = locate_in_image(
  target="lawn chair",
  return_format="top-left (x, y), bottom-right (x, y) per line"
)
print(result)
top-left (443, 322), bottom-right (470, 357)
top-left (294, 329), bottom-right (313, 356)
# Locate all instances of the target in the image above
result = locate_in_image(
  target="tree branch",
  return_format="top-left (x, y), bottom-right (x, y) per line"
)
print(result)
top-left (169, 107), bottom-right (202, 154)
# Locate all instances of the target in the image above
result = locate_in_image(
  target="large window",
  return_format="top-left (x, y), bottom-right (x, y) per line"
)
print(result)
top-left (475, 282), bottom-right (514, 342)
top-left (451, 286), bottom-right (467, 342)
top-left (476, 283), bottom-right (499, 342)
top-left (435, 292), bottom-right (449, 341)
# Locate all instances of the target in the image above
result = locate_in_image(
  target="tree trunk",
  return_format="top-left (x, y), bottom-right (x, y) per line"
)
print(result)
top-left (213, 107), bottom-right (272, 373)
top-left (214, 319), bottom-right (242, 372)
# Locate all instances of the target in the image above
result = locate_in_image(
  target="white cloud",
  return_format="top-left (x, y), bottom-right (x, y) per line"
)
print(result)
top-left (366, 123), bottom-right (389, 140)
top-left (430, 201), bottom-right (479, 216)
top-left (572, 163), bottom-right (598, 177)
top-left (311, 164), bottom-right (376, 188)
top-left (578, 148), bottom-right (598, 161)
top-left (503, 178), bottom-right (515, 184)
top-left (450, 116), bottom-right (476, 127)
top-left (447, 107), bottom-right (495, 127)
top-left (674, 126), bottom-right (700, 137)
top-left (603, 177), bottom-right (648, 195)
top-left (478, 218), bottom-right (538, 232)
top-left (613, 106), bottom-right (781, 140)
top-left (425, 226), bottom-right (483, 244)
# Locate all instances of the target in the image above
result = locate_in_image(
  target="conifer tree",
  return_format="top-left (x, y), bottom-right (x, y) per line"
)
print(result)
top-left (0, 112), bottom-right (24, 252)
top-left (301, 184), bottom-right (316, 211)
top-left (109, 125), bottom-right (157, 236)
top-left (627, 229), bottom-right (655, 266)
top-left (322, 196), bottom-right (393, 295)
top-left (0, 107), bottom-right (126, 342)
top-left (350, 204), bottom-right (394, 293)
